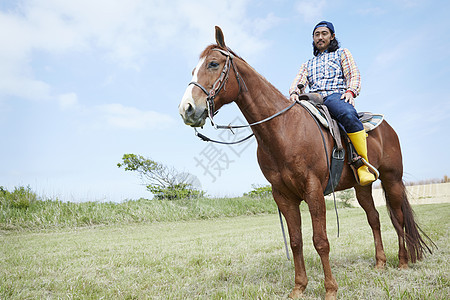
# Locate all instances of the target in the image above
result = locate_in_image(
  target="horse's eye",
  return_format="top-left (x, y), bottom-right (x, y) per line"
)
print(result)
top-left (208, 61), bottom-right (219, 69)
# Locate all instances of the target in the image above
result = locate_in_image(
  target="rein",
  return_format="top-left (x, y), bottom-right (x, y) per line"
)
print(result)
top-left (189, 47), bottom-right (298, 144)
top-left (194, 101), bottom-right (298, 145)
top-left (188, 48), bottom-right (340, 255)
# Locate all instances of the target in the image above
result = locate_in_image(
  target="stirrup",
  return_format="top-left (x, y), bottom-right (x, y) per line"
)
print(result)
top-left (350, 156), bottom-right (379, 185)
top-left (360, 157), bottom-right (379, 180)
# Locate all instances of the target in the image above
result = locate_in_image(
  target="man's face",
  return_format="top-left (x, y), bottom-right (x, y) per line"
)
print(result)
top-left (313, 27), bottom-right (334, 53)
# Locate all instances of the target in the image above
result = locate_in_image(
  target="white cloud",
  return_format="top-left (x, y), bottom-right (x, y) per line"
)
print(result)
top-left (95, 103), bottom-right (175, 130)
top-left (356, 7), bottom-right (386, 16)
top-left (57, 93), bottom-right (174, 130)
top-left (0, 0), bottom-right (277, 105)
top-left (173, 0), bottom-right (274, 59)
top-left (393, 0), bottom-right (423, 8)
top-left (249, 12), bottom-right (282, 36)
top-left (0, 74), bottom-right (51, 101)
top-left (370, 30), bottom-right (427, 73)
top-left (295, 0), bottom-right (327, 23)
top-left (58, 93), bottom-right (79, 110)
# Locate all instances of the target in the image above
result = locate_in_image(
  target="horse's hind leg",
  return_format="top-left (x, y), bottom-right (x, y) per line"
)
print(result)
top-left (380, 178), bottom-right (409, 269)
top-left (354, 185), bottom-right (387, 269)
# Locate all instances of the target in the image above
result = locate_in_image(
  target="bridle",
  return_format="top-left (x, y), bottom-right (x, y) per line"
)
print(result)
top-left (188, 47), bottom-right (297, 144)
top-left (188, 48), bottom-right (246, 129)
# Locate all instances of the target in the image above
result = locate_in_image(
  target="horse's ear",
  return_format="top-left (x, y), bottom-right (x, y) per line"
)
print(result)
top-left (215, 26), bottom-right (226, 48)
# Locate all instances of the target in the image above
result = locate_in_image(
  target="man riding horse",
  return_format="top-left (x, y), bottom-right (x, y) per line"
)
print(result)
top-left (179, 25), bottom-right (433, 300)
top-left (289, 21), bottom-right (377, 186)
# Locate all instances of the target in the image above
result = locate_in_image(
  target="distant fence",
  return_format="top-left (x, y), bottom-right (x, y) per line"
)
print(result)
top-left (355, 182), bottom-right (450, 207)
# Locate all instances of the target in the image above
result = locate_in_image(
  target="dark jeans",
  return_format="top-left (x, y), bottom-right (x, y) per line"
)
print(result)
top-left (323, 93), bottom-right (363, 133)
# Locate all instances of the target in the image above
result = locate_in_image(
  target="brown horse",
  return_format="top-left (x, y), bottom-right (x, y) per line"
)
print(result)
top-left (178, 27), bottom-right (432, 299)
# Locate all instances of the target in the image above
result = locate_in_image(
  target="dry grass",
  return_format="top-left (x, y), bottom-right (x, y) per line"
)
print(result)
top-left (327, 182), bottom-right (450, 207)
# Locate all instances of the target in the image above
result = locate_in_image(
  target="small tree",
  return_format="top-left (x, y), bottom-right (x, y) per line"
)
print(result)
top-left (0, 185), bottom-right (38, 209)
top-left (244, 184), bottom-right (272, 198)
top-left (337, 189), bottom-right (355, 207)
top-left (117, 154), bottom-right (204, 200)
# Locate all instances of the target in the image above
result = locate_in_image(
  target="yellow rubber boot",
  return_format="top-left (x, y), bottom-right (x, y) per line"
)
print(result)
top-left (348, 129), bottom-right (376, 186)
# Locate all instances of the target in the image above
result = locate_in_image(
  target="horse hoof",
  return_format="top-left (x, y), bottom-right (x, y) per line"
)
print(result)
top-left (375, 261), bottom-right (386, 270)
top-left (288, 288), bottom-right (304, 299)
top-left (325, 291), bottom-right (337, 300)
top-left (398, 263), bottom-right (408, 270)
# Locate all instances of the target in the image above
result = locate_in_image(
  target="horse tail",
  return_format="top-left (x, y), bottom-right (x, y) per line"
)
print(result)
top-left (383, 181), bottom-right (435, 263)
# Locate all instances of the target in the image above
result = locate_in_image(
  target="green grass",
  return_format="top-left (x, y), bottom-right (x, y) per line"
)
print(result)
top-left (0, 194), bottom-right (350, 232)
top-left (0, 196), bottom-right (277, 231)
top-left (1, 203), bottom-right (448, 299)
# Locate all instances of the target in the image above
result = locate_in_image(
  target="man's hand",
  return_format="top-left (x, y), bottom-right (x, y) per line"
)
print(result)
top-left (341, 92), bottom-right (355, 107)
top-left (290, 94), bottom-right (299, 102)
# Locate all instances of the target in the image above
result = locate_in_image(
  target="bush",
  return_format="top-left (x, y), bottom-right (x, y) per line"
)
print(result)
top-left (0, 186), bottom-right (39, 209)
top-left (336, 189), bottom-right (355, 207)
top-left (244, 184), bottom-right (272, 198)
top-left (148, 183), bottom-right (205, 200)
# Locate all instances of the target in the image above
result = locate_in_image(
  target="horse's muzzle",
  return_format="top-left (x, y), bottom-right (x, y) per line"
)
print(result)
top-left (179, 101), bottom-right (207, 127)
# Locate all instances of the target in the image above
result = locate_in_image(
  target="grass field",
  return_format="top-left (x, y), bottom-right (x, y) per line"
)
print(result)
top-left (1, 202), bottom-right (448, 299)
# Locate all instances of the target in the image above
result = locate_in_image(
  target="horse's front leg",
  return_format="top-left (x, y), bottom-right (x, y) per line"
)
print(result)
top-left (272, 188), bottom-right (307, 299)
top-left (305, 186), bottom-right (338, 300)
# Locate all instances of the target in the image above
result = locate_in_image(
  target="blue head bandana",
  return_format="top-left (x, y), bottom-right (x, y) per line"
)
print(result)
top-left (313, 21), bottom-right (335, 35)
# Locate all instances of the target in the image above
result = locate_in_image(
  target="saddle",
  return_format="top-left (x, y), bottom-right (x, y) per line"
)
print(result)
top-left (297, 93), bottom-right (384, 195)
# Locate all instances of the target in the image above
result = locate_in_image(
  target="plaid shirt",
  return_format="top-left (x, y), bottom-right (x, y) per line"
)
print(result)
top-left (289, 48), bottom-right (361, 98)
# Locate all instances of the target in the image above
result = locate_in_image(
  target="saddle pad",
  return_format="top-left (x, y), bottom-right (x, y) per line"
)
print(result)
top-left (300, 101), bottom-right (384, 133)
top-left (362, 113), bottom-right (384, 132)
top-left (299, 100), bottom-right (328, 128)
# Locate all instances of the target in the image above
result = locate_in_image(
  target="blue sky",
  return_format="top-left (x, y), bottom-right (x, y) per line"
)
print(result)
top-left (1, 0), bottom-right (449, 202)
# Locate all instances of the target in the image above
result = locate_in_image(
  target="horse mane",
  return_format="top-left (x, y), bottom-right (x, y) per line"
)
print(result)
top-left (200, 44), bottom-right (245, 62)
top-left (200, 44), bottom-right (286, 100)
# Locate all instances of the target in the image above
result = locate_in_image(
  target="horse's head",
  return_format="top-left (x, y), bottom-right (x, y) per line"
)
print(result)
top-left (178, 26), bottom-right (242, 127)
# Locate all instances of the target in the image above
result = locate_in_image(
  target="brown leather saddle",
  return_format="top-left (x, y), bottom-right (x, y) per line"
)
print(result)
top-left (297, 92), bottom-right (381, 194)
